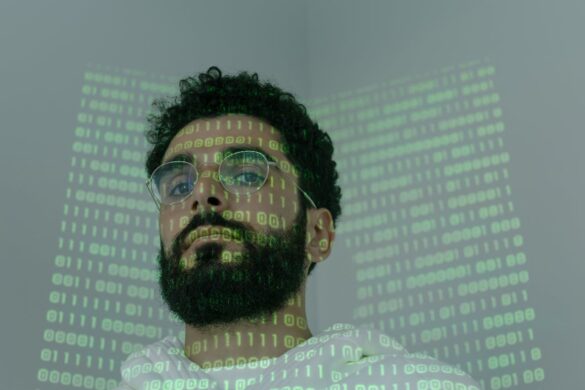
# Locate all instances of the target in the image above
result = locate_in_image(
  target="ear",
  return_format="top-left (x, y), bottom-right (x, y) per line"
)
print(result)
top-left (305, 208), bottom-right (336, 264)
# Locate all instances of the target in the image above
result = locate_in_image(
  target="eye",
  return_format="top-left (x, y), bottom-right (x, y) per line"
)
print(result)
top-left (232, 166), bottom-right (265, 185)
top-left (168, 177), bottom-right (194, 196)
top-left (234, 172), bottom-right (262, 184)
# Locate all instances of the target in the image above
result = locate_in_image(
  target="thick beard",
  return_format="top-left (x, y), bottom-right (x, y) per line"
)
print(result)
top-left (156, 207), bottom-right (309, 331)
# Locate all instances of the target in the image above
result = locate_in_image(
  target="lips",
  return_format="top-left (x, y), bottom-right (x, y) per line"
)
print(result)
top-left (183, 226), bottom-right (232, 250)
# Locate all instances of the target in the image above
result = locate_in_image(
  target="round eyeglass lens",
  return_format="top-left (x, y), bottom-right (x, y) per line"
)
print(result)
top-left (152, 162), bottom-right (196, 205)
top-left (219, 151), bottom-right (268, 193)
top-left (152, 151), bottom-right (269, 205)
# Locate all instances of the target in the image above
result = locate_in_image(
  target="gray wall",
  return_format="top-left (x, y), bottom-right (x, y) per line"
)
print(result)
top-left (306, 2), bottom-right (584, 388)
top-left (1, 0), bottom-right (583, 388)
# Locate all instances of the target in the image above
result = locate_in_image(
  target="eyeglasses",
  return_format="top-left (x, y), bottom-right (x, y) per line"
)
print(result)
top-left (145, 150), bottom-right (317, 211)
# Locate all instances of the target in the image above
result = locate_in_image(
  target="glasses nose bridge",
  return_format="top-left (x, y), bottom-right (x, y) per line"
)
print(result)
top-left (193, 160), bottom-right (223, 179)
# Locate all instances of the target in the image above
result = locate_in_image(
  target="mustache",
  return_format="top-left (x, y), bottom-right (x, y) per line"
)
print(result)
top-left (172, 212), bottom-right (246, 254)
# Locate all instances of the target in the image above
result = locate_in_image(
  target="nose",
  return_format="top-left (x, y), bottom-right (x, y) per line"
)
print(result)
top-left (187, 161), bottom-right (228, 211)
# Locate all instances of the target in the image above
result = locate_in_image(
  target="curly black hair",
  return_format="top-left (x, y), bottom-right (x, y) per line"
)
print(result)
top-left (144, 66), bottom-right (342, 276)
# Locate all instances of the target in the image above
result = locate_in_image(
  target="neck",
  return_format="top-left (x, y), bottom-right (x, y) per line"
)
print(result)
top-left (183, 289), bottom-right (313, 369)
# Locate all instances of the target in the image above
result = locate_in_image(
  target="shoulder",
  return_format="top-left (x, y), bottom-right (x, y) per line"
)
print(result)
top-left (372, 351), bottom-right (482, 389)
top-left (120, 335), bottom-right (184, 372)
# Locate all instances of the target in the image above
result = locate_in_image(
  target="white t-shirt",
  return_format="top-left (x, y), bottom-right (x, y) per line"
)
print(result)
top-left (115, 323), bottom-right (482, 389)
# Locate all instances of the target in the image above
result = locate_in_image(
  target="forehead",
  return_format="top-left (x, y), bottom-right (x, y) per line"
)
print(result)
top-left (163, 113), bottom-right (288, 163)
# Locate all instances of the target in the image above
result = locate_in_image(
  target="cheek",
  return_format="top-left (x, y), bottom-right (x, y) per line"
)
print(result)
top-left (249, 186), bottom-right (300, 229)
top-left (159, 209), bottom-right (189, 244)
top-left (262, 177), bottom-right (301, 212)
top-left (156, 183), bottom-right (301, 242)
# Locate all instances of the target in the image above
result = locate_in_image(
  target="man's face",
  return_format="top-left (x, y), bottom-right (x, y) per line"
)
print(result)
top-left (155, 114), bottom-right (312, 331)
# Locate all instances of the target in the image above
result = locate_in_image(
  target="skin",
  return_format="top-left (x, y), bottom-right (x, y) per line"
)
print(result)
top-left (155, 113), bottom-right (336, 369)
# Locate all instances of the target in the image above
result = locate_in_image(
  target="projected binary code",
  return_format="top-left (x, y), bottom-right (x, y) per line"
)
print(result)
top-left (34, 60), bottom-right (541, 389)
top-left (304, 59), bottom-right (542, 389)
top-left (36, 65), bottom-right (181, 389)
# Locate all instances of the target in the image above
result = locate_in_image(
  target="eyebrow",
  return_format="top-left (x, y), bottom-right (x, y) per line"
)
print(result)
top-left (162, 146), bottom-right (282, 172)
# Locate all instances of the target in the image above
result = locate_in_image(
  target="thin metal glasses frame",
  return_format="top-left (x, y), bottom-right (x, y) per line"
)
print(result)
top-left (145, 150), bottom-right (317, 211)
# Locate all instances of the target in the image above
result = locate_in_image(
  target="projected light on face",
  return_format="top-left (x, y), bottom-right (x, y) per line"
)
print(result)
top-left (153, 114), bottom-right (316, 331)
top-left (156, 207), bottom-right (309, 330)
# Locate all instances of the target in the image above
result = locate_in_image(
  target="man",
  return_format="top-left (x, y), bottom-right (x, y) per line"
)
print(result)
top-left (115, 67), bottom-right (481, 389)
